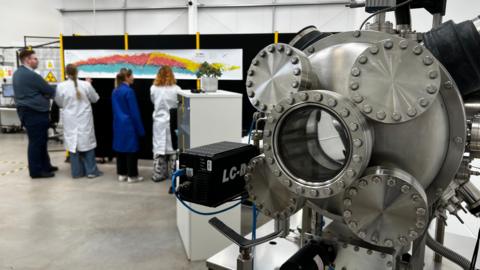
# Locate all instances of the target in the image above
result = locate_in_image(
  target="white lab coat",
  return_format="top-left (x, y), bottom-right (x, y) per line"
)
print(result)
top-left (55, 79), bottom-right (100, 153)
top-left (150, 84), bottom-right (179, 155)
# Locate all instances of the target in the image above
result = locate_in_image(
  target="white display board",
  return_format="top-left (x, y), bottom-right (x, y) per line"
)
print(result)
top-left (64, 49), bottom-right (243, 80)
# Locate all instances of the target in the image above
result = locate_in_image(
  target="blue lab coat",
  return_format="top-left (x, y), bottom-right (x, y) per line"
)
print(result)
top-left (112, 83), bottom-right (145, 153)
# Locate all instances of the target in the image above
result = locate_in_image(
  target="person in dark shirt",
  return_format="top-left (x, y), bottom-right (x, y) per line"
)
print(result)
top-left (12, 49), bottom-right (57, 178)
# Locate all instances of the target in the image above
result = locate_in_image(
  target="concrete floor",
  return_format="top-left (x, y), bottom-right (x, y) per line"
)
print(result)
top-left (0, 133), bottom-right (207, 270)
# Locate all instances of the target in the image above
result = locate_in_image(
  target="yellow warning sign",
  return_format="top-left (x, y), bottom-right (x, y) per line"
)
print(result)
top-left (45, 71), bottom-right (57, 83)
top-left (46, 60), bottom-right (55, 70)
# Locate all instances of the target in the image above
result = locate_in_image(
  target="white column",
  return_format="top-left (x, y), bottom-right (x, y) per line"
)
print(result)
top-left (188, 0), bottom-right (199, 34)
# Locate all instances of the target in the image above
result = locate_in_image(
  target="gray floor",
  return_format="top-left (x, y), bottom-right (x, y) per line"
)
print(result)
top-left (0, 133), bottom-right (207, 270)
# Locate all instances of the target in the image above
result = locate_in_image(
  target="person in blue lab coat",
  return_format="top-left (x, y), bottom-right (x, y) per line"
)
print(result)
top-left (112, 68), bottom-right (145, 183)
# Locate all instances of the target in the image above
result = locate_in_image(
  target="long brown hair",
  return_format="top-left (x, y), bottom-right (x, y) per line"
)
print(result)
top-left (153, 66), bottom-right (176, 87)
top-left (66, 64), bottom-right (81, 99)
top-left (115, 68), bottom-right (133, 88)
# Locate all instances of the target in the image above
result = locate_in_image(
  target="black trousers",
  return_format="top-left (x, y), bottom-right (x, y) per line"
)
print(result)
top-left (17, 107), bottom-right (53, 177)
top-left (116, 152), bottom-right (138, 177)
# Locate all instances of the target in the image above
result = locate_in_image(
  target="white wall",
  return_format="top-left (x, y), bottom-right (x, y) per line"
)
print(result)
top-left (0, 0), bottom-right (62, 46)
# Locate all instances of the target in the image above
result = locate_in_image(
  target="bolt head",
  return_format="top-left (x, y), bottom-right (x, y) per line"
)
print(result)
top-left (351, 67), bottom-right (361, 77)
top-left (286, 97), bottom-right (294, 105)
top-left (348, 188), bottom-right (358, 196)
top-left (349, 123), bottom-right (359, 131)
top-left (246, 80), bottom-right (253, 87)
top-left (343, 210), bottom-right (352, 218)
top-left (298, 92), bottom-right (308, 101)
top-left (353, 30), bottom-right (361, 37)
top-left (358, 179), bottom-right (368, 188)
top-left (369, 45), bottom-right (379, 54)
top-left (413, 45), bottom-right (423, 55)
top-left (387, 178), bottom-right (396, 187)
top-left (343, 198), bottom-right (352, 207)
top-left (423, 56), bottom-right (434, 66)
top-left (384, 239), bottom-right (393, 247)
top-left (260, 51), bottom-right (267, 57)
top-left (310, 189), bottom-right (319, 197)
top-left (409, 230), bottom-right (418, 238)
top-left (359, 55), bottom-right (368, 64)
top-left (274, 105), bottom-right (284, 113)
top-left (327, 98), bottom-right (337, 107)
top-left (247, 89), bottom-right (255, 98)
top-left (363, 104), bottom-right (372, 114)
top-left (267, 157), bottom-right (274, 164)
top-left (429, 70), bottom-right (439, 79)
top-left (292, 81), bottom-right (300, 88)
top-left (308, 47), bottom-right (315, 53)
top-left (350, 82), bottom-right (360, 90)
top-left (313, 93), bottom-right (322, 101)
top-left (348, 221), bottom-right (358, 229)
top-left (286, 48), bottom-right (293, 56)
top-left (353, 139), bottom-right (363, 147)
top-left (372, 176), bottom-right (382, 184)
top-left (264, 144), bottom-right (271, 150)
top-left (293, 68), bottom-right (301, 76)
top-left (291, 57), bottom-right (299, 64)
top-left (401, 185), bottom-right (410, 193)
top-left (276, 44), bottom-right (284, 51)
top-left (419, 98), bottom-right (429, 107)
top-left (253, 59), bottom-right (259, 66)
top-left (346, 169), bottom-right (356, 177)
top-left (248, 70), bottom-right (255, 76)
top-left (399, 40), bottom-right (409, 49)
top-left (376, 111), bottom-right (386, 120)
top-left (416, 208), bottom-right (426, 216)
top-left (392, 112), bottom-right (402, 121)
top-left (341, 109), bottom-right (350, 117)
top-left (444, 81), bottom-right (453, 89)
top-left (352, 155), bottom-right (362, 163)
top-left (268, 46), bottom-right (275, 52)
top-left (352, 94), bottom-right (364, 103)
top-left (416, 220), bottom-right (425, 228)
top-left (454, 136), bottom-right (463, 144)
top-left (407, 108), bottom-right (417, 117)
top-left (283, 179), bottom-right (292, 187)
top-left (384, 40), bottom-right (394, 49)
top-left (411, 194), bottom-right (420, 202)
top-left (426, 85), bottom-right (438, 94)
top-left (296, 186), bottom-right (305, 194)
top-left (264, 130), bottom-right (271, 137)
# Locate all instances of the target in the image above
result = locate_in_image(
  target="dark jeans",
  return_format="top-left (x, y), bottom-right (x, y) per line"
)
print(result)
top-left (116, 152), bottom-right (138, 177)
top-left (17, 107), bottom-right (53, 177)
top-left (70, 149), bottom-right (101, 178)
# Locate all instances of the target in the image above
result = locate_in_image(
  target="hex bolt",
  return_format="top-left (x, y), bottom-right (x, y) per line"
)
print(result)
top-left (343, 210), bottom-right (352, 218)
top-left (350, 82), bottom-right (360, 90)
top-left (248, 70), bottom-right (255, 76)
top-left (367, 250), bottom-right (373, 255)
top-left (352, 94), bottom-right (364, 103)
top-left (327, 98), bottom-right (337, 107)
top-left (359, 55), bottom-right (368, 64)
top-left (353, 30), bottom-right (361, 38)
top-left (348, 188), bottom-right (358, 196)
top-left (349, 123), bottom-right (359, 131)
top-left (247, 90), bottom-right (255, 98)
top-left (296, 186), bottom-right (305, 194)
top-left (276, 44), bottom-right (284, 51)
top-left (347, 170), bottom-right (356, 177)
top-left (392, 112), bottom-right (402, 121)
top-left (369, 46), bottom-right (379, 55)
top-left (246, 80), bottom-right (253, 87)
top-left (338, 181), bottom-right (346, 188)
top-left (354, 246), bottom-right (360, 252)
top-left (401, 185), bottom-right (410, 193)
top-left (352, 155), bottom-right (362, 163)
top-left (275, 105), bottom-right (284, 113)
top-left (323, 188), bottom-right (333, 196)
top-left (416, 220), bottom-right (425, 228)
top-left (411, 194), bottom-right (420, 202)
top-left (253, 99), bottom-right (260, 106)
top-left (268, 46), bottom-right (275, 53)
top-left (426, 85), bottom-right (438, 94)
top-left (264, 130), bottom-right (272, 137)
top-left (292, 81), bottom-right (300, 88)
top-left (399, 236), bottom-right (407, 243)
top-left (444, 81), bottom-right (453, 89)
top-left (376, 111), bottom-right (386, 120)
top-left (267, 157), bottom-right (274, 164)
top-left (399, 40), bottom-right (409, 49)
top-left (313, 93), bottom-right (323, 101)
top-left (371, 234), bottom-right (379, 243)
top-left (413, 45), bottom-right (423, 55)
top-left (363, 105), bottom-right (372, 114)
top-left (264, 144), bottom-right (271, 150)
top-left (384, 40), bottom-right (394, 49)
top-left (310, 189), bottom-right (319, 197)
top-left (299, 92), bottom-right (308, 101)
top-left (253, 59), bottom-right (259, 66)
top-left (423, 56), bottom-right (434, 66)
top-left (353, 139), bottom-right (363, 147)
top-left (454, 136), bottom-right (463, 144)
top-left (308, 47), bottom-right (315, 53)
top-left (351, 67), bottom-right (361, 77)
top-left (387, 261), bottom-right (393, 268)
top-left (286, 97), bottom-right (294, 105)
top-left (372, 176), bottom-right (382, 184)
top-left (260, 104), bottom-right (267, 111)
top-left (429, 70), bottom-right (439, 79)
top-left (260, 51), bottom-right (267, 57)
top-left (419, 98), bottom-right (429, 108)
top-left (387, 178), bottom-right (396, 187)
top-left (407, 108), bottom-right (417, 117)
top-left (293, 68), bottom-right (301, 76)
top-left (244, 174), bottom-right (251, 181)
top-left (359, 179), bottom-right (368, 188)
top-left (283, 179), bottom-right (292, 187)
top-left (416, 208), bottom-right (426, 216)
top-left (291, 57), bottom-right (299, 64)
top-left (341, 109), bottom-right (350, 117)
top-left (409, 230), bottom-right (418, 238)
top-left (286, 48), bottom-right (293, 56)
top-left (343, 198), bottom-right (352, 207)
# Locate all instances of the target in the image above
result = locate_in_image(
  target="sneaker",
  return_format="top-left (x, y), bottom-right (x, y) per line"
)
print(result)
top-left (127, 176), bottom-right (144, 183)
top-left (118, 175), bottom-right (127, 182)
top-left (88, 171), bottom-right (104, 179)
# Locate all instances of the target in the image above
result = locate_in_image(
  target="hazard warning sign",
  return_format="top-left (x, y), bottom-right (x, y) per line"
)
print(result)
top-left (44, 71), bottom-right (57, 83)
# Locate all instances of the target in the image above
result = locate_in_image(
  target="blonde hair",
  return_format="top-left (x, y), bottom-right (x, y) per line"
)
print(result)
top-left (66, 64), bottom-right (81, 99)
top-left (154, 66), bottom-right (176, 87)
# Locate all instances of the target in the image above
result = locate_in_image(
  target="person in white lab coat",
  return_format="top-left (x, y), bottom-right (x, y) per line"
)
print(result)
top-left (150, 66), bottom-right (179, 182)
top-left (55, 64), bottom-right (103, 178)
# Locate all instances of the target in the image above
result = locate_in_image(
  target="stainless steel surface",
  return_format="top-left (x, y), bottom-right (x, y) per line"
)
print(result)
top-left (464, 99), bottom-right (480, 119)
top-left (246, 43), bottom-right (317, 113)
top-left (334, 242), bottom-right (395, 270)
top-left (471, 115), bottom-right (480, 152)
top-left (473, 16), bottom-right (480, 34)
top-left (434, 216), bottom-right (446, 263)
top-left (263, 90), bottom-right (373, 199)
top-left (432, 13), bottom-right (443, 28)
top-left (342, 166), bottom-right (428, 248)
top-left (206, 212), bottom-right (303, 270)
top-left (348, 39), bottom-right (441, 124)
top-left (245, 156), bottom-right (305, 219)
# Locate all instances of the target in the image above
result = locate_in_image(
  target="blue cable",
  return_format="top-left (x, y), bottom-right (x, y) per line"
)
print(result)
top-left (247, 117), bottom-right (255, 145)
top-left (172, 169), bottom-right (243, 216)
top-left (252, 203), bottom-right (257, 240)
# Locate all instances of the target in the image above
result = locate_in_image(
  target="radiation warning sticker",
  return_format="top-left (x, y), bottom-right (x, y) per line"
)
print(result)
top-left (46, 60), bottom-right (55, 70)
top-left (45, 71), bottom-right (57, 83)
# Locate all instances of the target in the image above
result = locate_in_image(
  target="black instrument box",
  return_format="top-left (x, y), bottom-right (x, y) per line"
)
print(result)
top-left (178, 141), bottom-right (259, 207)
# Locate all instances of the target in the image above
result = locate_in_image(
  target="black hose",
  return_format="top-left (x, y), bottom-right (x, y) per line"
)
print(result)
top-left (426, 232), bottom-right (471, 269)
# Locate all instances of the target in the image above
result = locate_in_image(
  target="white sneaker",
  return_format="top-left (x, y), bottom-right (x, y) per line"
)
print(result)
top-left (127, 176), bottom-right (144, 183)
top-left (118, 175), bottom-right (127, 182)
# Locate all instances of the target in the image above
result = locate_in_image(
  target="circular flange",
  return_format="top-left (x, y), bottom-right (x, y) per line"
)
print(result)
top-left (342, 166), bottom-right (428, 248)
top-left (246, 43), bottom-right (319, 113)
top-left (244, 156), bottom-right (306, 219)
top-left (263, 90), bottom-right (373, 199)
top-left (348, 39), bottom-right (441, 124)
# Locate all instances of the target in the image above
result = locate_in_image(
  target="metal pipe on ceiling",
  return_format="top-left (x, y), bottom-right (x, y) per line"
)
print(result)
top-left (58, 1), bottom-right (350, 13)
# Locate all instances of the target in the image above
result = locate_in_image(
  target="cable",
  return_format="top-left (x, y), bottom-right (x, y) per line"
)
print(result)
top-left (171, 169), bottom-right (244, 216)
top-left (247, 116), bottom-right (255, 145)
top-left (252, 203), bottom-right (257, 240)
top-left (470, 228), bottom-right (480, 270)
top-left (426, 232), bottom-right (472, 269)
top-left (358, 0), bottom-right (413, 30)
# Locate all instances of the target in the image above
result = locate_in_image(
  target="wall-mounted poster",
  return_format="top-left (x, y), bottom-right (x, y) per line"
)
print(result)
top-left (64, 49), bottom-right (243, 80)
